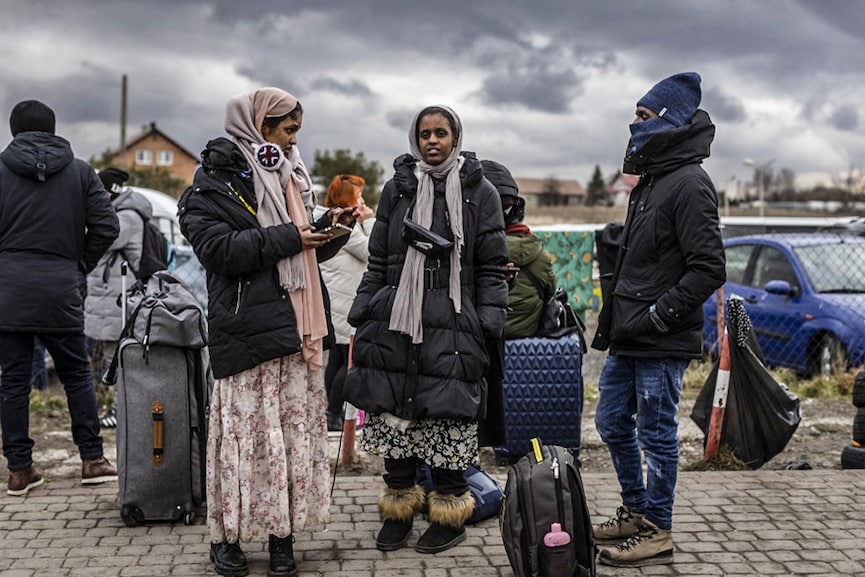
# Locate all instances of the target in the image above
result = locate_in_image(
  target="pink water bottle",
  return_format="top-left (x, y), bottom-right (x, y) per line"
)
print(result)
top-left (541, 523), bottom-right (575, 577)
top-left (543, 522), bottom-right (571, 547)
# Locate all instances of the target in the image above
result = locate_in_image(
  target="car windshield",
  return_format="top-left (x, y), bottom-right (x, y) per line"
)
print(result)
top-left (795, 243), bottom-right (865, 293)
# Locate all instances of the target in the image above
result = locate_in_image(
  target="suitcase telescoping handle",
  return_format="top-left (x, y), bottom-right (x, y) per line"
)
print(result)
top-left (121, 261), bottom-right (128, 323)
top-left (152, 401), bottom-right (164, 465)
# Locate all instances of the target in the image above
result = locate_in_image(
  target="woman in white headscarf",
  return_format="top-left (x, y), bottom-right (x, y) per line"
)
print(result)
top-left (343, 105), bottom-right (509, 554)
top-left (178, 87), bottom-right (354, 577)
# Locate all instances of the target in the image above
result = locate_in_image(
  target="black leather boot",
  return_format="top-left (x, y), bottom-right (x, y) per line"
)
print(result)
top-left (376, 485), bottom-right (425, 551)
top-left (268, 534), bottom-right (298, 577)
top-left (209, 541), bottom-right (249, 577)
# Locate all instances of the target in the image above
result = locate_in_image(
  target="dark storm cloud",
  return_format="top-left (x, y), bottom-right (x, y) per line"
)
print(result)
top-left (2, 0), bottom-right (865, 187)
top-left (702, 87), bottom-right (747, 124)
top-left (309, 78), bottom-right (374, 98)
top-left (828, 105), bottom-right (859, 133)
top-left (3, 65), bottom-right (118, 124)
top-left (385, 109), bottom-right (416, 134)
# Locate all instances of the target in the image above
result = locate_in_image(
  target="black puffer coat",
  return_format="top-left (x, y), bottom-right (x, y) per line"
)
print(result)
top-left (178, 137), bottom-right (346, 379)
top-left (592, 110), bottom-right (726, 358)
top-left (343, 151), bottom-right (509, 421)
top-left (0, 132), bottom-right (118, 333)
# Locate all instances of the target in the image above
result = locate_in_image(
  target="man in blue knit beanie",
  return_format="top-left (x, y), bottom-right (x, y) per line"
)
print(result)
top-left (591, 74), bottom-right (726, 567)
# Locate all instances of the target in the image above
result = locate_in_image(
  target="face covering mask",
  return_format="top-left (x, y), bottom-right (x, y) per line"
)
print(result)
top-left (628, 116), bottom-right (674, 154)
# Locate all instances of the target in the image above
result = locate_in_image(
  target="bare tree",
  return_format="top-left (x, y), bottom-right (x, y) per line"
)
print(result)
top-left (832, 165), bottom-right (865, 209)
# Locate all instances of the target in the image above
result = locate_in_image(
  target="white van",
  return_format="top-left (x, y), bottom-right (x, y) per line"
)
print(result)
top-left (129, 186), bottom-right (189, 248)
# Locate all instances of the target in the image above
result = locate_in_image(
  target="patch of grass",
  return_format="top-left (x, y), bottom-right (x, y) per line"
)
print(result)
top-left (29, 389), bottom-right (68, 414)
top-left (683, 445), bottom-right (750, 472)
top-left (29, 386), bottom-right (115, 418)
top-left (683, 358), bottom-right (857, 401)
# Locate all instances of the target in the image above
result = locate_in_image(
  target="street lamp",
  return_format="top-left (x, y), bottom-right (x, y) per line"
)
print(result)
top-left (743, 158), bottom-right (774, 220)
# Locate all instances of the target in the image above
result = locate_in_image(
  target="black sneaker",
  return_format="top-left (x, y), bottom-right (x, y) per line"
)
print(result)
top-left (99, 406), bottom-right (117, 429)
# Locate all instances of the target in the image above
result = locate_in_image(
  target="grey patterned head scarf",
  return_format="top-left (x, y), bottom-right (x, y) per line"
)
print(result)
top-left (389, 105), bottom-right (465, 343)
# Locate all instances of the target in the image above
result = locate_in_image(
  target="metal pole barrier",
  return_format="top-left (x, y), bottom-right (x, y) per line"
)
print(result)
top-left (704, 325), bottom-right (731, 460)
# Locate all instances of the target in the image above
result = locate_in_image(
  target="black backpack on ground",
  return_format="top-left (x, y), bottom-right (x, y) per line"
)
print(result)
top-left (501, 439), bottom-right (597, 577)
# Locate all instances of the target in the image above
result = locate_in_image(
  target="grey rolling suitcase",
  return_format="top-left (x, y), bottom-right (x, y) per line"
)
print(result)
top-left (107, 265), bottom-right (210, 526)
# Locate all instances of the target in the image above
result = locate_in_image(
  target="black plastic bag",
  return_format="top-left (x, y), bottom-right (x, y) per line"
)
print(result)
top-left (691, 297), bottom-right (801, 468)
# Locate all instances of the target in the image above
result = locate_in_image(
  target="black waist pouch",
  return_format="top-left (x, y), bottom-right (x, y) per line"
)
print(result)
top-left (401, 213), bottom-right (454, 260)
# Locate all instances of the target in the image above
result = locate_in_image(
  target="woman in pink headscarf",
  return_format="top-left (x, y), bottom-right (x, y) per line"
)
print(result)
top-left (179, 87), bottom-right (356, 577)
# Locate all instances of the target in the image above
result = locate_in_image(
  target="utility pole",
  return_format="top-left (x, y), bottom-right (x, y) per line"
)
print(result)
top-left (119, 74), bottom-right (128, 168)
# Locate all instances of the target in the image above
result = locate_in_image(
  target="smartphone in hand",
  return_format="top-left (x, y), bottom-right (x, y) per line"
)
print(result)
top-left (313, 222), bottom-right (353, 239)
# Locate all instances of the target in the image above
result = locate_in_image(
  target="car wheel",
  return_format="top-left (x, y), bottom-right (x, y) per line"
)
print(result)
top-left (854, 408), bottom-right (865, 445)
top-left (853, 371), bottom-right (865, 408)
top-left (812, 333), bottom-right (848, 378)
top-left (841, 444), bottom-right (865, 469)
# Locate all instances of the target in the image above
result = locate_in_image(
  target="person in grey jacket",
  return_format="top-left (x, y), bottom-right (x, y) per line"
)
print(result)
top-left (591, 73), bottom-right (726, 567)
top-left (0, 99), bottom-right (120, 495)
top-left (84, 167), bottom-right (154, 427)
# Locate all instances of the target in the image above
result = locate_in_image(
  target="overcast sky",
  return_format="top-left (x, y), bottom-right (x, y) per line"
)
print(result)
top-left (2, 0), bottom-right (863, 193)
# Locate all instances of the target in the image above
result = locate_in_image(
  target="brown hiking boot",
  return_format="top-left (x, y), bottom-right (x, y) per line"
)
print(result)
top-left (7, 464), bottom-right (44, 496)
top-left (598, 518), bottom-right (674, 567)
top-left (81, 456), bottom-right (118, 485)
top-left (593, 504), bottom-right (644, 543)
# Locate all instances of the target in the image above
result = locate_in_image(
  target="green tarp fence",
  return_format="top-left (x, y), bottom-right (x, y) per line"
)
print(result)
top-left (533, 226), bottom-right (599, 320)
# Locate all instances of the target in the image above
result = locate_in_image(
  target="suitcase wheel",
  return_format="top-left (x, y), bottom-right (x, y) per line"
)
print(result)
top-left (121, 504), bottom-right (144, 527)
top-left (183, 511), bottom-right (196, 525)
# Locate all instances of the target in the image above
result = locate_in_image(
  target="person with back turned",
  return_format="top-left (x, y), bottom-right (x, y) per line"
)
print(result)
top-left (0, 99), bottom-right (120, 496)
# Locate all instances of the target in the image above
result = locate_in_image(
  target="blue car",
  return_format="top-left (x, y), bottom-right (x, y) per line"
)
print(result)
top-left (703, 233), bottom-right (865, 377)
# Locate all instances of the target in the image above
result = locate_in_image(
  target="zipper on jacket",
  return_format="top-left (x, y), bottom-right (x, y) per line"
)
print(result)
top-left (234, 280), bottom-right (243, 314)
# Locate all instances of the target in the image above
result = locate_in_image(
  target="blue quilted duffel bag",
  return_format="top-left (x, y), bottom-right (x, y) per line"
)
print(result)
top-left (416, 463), bottom-right (504, 524)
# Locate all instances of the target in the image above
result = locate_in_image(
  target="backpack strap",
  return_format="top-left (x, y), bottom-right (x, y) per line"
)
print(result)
top-left (100, 296), bottom-right (150, 385)
top-left (520, 266), bottom-right (551, 302)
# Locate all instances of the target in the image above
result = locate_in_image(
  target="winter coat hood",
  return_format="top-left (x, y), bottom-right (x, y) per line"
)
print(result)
top-left (623, 109), bottom-right (714, 177)
top-left (114, 188), bottom-right (154, 221)
top-left (0, 132), bottom-right (74, 182)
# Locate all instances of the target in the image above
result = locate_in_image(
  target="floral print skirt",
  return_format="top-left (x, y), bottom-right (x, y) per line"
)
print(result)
top-left (206, 353), bottom-right (331, 543)
top-left (360, 414), bottom-right (478, 470)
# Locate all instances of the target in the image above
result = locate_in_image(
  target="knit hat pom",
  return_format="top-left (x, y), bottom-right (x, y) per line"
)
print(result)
top-left (637, 72), bottom-right (701, 127)
top-left (9, 99), bottom-right (56, 136)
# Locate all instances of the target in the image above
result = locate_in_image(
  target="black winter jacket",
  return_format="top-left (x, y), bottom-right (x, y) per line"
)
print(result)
top-left (0, 132), bottom-right (119, 333)
top-left (592, 110), bottom-right (726, 358)
top-left (178, 137), bottom-right (346, 379)
top-left (343, 151), bottom-right (509, 421)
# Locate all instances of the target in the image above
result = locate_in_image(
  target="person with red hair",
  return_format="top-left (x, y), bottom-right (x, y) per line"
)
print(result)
top-left (314, 174), bottom-right (375, 431)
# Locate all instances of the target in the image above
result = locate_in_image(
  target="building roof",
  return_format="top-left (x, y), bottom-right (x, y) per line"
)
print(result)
top-left (113, 121), bottom-right (198, 161)
top-left (514, 177), bottom-right (585, 198)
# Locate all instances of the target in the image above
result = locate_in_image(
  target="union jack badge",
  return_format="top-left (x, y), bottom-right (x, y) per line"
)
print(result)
top-left (255, 143), bottom-right (284, 170)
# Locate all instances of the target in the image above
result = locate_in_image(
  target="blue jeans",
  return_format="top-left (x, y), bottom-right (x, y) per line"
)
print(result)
top-left (594, 354), bottom-right (688, 530)
top-left (0, 332), bottom-right (104, 471)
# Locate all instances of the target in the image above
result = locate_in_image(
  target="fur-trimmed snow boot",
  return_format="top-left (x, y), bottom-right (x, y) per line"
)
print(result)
top-left (376, 485), bottom-right (425, 551)
top-left (416, 490), bottom-right (475, 554)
